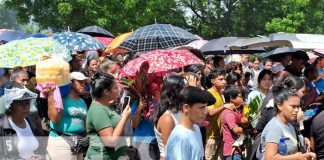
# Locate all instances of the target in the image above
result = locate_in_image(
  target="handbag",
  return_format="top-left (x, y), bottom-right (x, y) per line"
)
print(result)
top-left (50, 129), bottom-right (89, 155)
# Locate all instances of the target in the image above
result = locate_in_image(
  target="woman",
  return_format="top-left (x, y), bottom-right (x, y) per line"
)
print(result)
top-left (258, 85), bottom-right (316, 160)
top-left (86, 73), bottom-right (131, 160)
top-left (248, 69), bottom-right (273, 128)
top-left (256, 76), bottom-right (306, 133)
top-left (0, 83), bottom-right (44, 159)
top-left (154, 75), bottom-right (188, 159)
top-left (248, 70), bottom-right (273, 102)
top-left (46, 72), bottom-right (89, 160)
top-left (227, 71), bottom-right (242, 87)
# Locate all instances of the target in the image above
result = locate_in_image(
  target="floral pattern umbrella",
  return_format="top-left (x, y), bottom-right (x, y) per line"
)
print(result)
top-left (0, 37), bottom-right (72, 68)
top-left (123, 49), bottom-right (202, 76)
top-left (53, 32), bottom-right (105, 51)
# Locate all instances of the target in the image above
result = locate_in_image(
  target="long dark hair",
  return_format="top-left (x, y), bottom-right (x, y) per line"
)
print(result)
top-left (90, 72), bottom-right (115, 99)
top-left (154, 75), bottom-right (187, 125)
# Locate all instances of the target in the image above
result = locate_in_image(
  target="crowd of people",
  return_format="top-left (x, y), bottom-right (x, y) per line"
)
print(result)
top-left (0, 48), bottom-right (323, 160)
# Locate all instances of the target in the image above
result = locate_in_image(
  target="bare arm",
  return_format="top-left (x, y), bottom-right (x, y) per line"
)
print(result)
top-left (208, 103), bottom-right (235, 116)
top-left (310, 137), bottom-right (316, 152)
top-left (232, 126), bottom-right (244, 134)
top-left (265, 142), bottom-right (316, 160)
top-left (158, 114), bottom-right (175, 147)
top-left (98, 106), bottom-right (131, 148)
top-left (131, 101), bottom-right (145, 128)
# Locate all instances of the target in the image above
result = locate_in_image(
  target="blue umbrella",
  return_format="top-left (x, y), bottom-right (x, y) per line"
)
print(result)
top-left (52, 32), bottom-right (105, 51)
top-left (119, 24), bottom-right (198, 53)
top-left (19, 33), bottom-right (48, 39)
top-left (0, 31), bottom-right (27, 42)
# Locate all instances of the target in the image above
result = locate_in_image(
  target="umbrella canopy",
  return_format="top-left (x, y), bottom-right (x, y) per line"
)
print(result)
top-left (0, 29), bottom-right (13, 34)
top-left (0, 31), bottom-right (27, 42)
top-left (201, 37), bottom-right (265, 55)
top-left (104, 32), bottom-right (133, 54)
top-left (95, 37), bottom-right (114, 46)
top-left (0, 37), bottom-right (72, 68)
top-left (123, 49), bottom-right (202, 76)
top-left (259, 47), bottom-right (299, 60)
top-left (19, 33), bottom-right (48, 39)
top-left (119, 24), bottom-right (198, 53)
top-left (77, 25), bottom-right (114, 38)
top-left (53, 32), bottom-right (106, 51)
top-left (228, 33), bottom-right (324, 50)
top-left (313, 49), bottom-right (324, 57)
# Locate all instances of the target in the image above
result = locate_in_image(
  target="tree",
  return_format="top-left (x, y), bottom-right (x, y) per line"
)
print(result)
top-left (0, 3), bottom-right (20, 30)
top-left (4, 0), bottom-right (189, 35)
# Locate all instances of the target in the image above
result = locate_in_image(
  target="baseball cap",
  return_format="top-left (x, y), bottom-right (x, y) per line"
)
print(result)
top-left (70, 72), bottom-right (88, 81)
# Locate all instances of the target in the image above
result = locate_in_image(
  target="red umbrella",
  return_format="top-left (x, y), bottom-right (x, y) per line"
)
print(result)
top-left (123, 49), bottom-right (202, 76)
top-left (95, 37), bottom-right (114, 46)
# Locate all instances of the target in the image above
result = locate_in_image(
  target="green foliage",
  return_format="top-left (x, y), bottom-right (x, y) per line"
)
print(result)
top-left (0, 4), bottom-right (20, 30)
top-left (3, 0), bottom-right (324, 39)
top-left (248, 95), bottom-right (262, 117)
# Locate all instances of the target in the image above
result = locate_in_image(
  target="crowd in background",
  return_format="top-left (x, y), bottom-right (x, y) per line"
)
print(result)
top-left (0, 49), bottom-right (323, 160)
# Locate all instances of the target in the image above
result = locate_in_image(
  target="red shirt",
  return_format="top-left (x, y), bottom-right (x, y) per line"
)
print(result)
top-left (221, 108), bottom-right (242, 156)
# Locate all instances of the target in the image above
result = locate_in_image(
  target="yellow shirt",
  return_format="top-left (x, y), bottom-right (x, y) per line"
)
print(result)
top-left (206, 88), bottom-right (224, 139)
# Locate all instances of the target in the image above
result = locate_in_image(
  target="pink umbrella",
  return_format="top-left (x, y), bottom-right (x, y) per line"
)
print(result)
top-left (123, 49), bottom-right (202, 76)
top-left (95, 37), bottom-right (114, 46)
top-left (307, 52), bottom-right (319, 63)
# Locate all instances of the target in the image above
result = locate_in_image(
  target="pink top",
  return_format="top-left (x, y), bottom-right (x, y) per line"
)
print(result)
top-left (221, 109), bottom-right (242, 156)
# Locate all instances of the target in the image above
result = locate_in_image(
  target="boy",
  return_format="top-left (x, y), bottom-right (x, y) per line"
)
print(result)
top-left (166, 87), bottom-right (215, 160)
top-left (221, 86), bottom-right (245, 160)
top-left (205, 68), bottom-right (235, 160)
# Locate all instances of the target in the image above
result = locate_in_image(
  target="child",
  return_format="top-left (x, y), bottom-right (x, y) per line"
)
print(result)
top-left (166, 86), bottom-right (215, 160)
top-left (221, 86), bottom-right (245, 160)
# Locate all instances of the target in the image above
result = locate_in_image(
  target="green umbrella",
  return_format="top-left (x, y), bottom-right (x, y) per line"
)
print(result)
top-left (0, 37), bottom-right (72, 68)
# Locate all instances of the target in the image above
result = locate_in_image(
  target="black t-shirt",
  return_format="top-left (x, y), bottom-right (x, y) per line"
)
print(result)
top-left (310, 111), bottom-right (324, 159)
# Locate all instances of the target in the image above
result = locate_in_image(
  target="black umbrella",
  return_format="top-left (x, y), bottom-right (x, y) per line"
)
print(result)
top-left (259, 47), bottom-right (299, 60)
top-left (201, 37), bottom-right (265, 55)
top-left (77, 25), bottom-right (114, 38)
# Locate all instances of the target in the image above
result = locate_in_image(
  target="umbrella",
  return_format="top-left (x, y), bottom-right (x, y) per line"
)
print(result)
top-left (0, 29), bottom-right (13, 34)
top-left (104, 32), bottom-right (133, 54)
top-left (259, 47), bottom-right (299, 60)
top-left (77, 25), bottom-right (114, 38)
top-left (228, 33), bottom-right (324, 50)
top-left (0, 31), bottom-right (27, 42)
top-left (313, 49), bottom-right (324, 57)
top-left (95, 37), bottom-right (114, 46)
top-left (123, 49), bottom-right (202, 76)
top-left (52, 32), bottom-right (106, 51)
top-left (119, 24), bottom-right (198, 53)
top-left (201, 37), bottom-right (265, 55)
top-left (19, 33), bottom-right (48, 39)
top-left (0, 37), bottom-right (72, 68)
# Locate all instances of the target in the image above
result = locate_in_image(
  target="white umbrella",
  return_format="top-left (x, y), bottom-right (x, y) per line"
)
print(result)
top-left (228, 33), bottom-right (324, 49)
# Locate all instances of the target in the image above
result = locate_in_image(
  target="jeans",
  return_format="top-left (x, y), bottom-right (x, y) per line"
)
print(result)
top-left (225, 154), bottom-right (242, 160)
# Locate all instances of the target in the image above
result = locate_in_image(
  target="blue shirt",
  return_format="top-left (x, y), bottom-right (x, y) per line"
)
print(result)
top-left (50, 95), bottom-right (88, 136)
top-left (166, 124), bottom-right (204, 160)
top-left (131, 100), bottom-right (157, 144)
top-left (315, 68), bottom-right (324, 93)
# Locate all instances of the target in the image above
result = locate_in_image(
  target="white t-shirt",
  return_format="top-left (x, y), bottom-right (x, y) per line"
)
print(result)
top-left (8, 118), bottom-right (39, 159)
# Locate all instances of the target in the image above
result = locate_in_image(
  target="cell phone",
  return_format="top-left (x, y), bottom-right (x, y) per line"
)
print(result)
top-left (123, 96), bottom-right (131, 110)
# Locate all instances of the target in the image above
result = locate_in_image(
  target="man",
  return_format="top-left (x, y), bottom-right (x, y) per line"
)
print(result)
top-left (204, 55), bottom-right (215, 75)
top-left (166, 87), bottom-right (215, 160)
top-left (205, 68), bottom-right (235, 160)
top-left (284, 51), bottom-right (309, 77)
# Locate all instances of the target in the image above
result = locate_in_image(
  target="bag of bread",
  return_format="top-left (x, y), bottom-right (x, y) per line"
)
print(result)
top-left (36, 57), bottom-right (71, 97)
